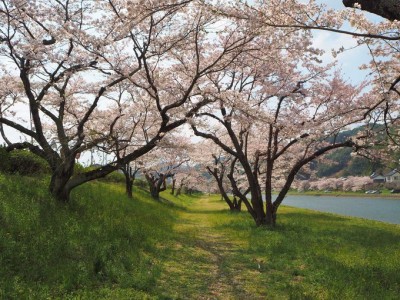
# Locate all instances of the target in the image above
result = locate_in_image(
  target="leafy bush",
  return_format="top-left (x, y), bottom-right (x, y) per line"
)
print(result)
top-left (73, 164), bottom-right (126, 183)
top-left (73, 163), bottom-right (86, 175)
top-left (103, 170), bottom-right (125, 183)
top-left (134, 178), bottom-right (149, 189)
top-left (0, 146), bottom-right (11, 173)
top-left (0, 149), bottom-right (50, 175)
top-left (8, 150), bottom-right (50, 175)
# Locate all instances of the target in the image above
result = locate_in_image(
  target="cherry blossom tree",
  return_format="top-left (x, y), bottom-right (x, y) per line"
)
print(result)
top-left (190, 19), bottom-right (372, 225)
top-left (0, 0), bottom-right (255, 202)
top-left (140, 134), bottom-right (190, 200)
top-left (172, 168), bottom-right (208, 196)
top-left (300, 176), bottom-right (373, 192)
top-left (227, 1), bottom-right (400, 147)
top-left (191, 140), bottom-right (247, 210)
top-left (342, 176), bottom-right (373, 191)
top-left (294, 180), bottom-right (310, 192)
top-left (206, 152), bottom-right (243, 211)
top-left (94, 82), bottom-right (161, 198)
top-left (174, 172), bottom-right (188, 196)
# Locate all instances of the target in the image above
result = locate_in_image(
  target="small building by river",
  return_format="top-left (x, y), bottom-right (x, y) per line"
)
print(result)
top-left (385, 169), bottom-right (400, 183)
top-left (370, 172), bottom-right (386, 183)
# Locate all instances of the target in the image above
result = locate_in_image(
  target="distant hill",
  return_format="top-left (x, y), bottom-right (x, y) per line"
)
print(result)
top-left (315, 126), bottom-right (386, 178)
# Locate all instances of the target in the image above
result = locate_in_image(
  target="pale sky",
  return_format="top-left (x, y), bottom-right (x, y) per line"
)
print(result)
top-left (311, 0), bottom-right (384, 84)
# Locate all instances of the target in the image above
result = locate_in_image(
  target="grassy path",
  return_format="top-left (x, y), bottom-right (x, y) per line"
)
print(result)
top-left (157, 195), bottom-right (258, 299)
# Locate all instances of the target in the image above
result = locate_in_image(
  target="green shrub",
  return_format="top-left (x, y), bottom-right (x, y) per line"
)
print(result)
top-left (102, 170), bottom-right (125, 183)
top-left (74, 165), bottom-right (126, 184)
top-left (134, 178), bottom-right (148, 189)
top-left (73, 162), bottom-right (86, 175)
top-left (0, 149), bottom-right (50, 175)
top-left (0, 146), bottom-right (11, 173)
top-left (8, 150), bottom-right (50, 175)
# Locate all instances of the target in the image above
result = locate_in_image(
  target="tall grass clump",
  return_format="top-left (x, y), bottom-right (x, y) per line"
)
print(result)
top-left (0, 174), bottom-right (177, 299)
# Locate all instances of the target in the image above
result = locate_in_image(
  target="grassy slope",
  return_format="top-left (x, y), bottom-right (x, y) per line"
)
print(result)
top-left (1, 174), bottom-right (399, 299)
top-left (0, 174), bottom-right (177, 299)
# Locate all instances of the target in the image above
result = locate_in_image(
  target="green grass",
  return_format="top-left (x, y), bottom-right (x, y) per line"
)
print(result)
top-left (0, 174), bottom-right (177, 299)
top-left (157, 193), bottom-right (400, 299)
top-left (1, 174), bottom-right (399, 299)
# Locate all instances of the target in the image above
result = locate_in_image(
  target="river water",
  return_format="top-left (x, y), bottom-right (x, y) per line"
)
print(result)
top-left (278, 195), bottom-right (400, 225)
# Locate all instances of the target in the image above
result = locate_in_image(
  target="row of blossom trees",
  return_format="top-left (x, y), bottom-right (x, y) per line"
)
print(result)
top-left (0, 0), bottom-right (399, 226)
top-left (0, 0), bottom-right (255, 202)
top-left (294, 177), bottom-right (373, 192)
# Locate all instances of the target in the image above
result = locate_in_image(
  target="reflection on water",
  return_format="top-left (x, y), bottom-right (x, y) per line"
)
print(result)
top-left (277, 195), bottom-right (400, 225)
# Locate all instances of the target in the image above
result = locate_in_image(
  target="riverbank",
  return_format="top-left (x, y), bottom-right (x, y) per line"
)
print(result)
top-left (287, 190), bottom-right (400, 199)
top-left (281, 194), bottom-right (400, 224)
top-left (1, 174), bottom-right (399, 298)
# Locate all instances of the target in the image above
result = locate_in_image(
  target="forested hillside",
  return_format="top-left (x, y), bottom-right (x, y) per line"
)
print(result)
top-left (314, 126), bottom-right (396, 178)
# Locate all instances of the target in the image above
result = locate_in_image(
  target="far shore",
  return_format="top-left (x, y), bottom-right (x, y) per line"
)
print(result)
top-left (286, 191), bottom-right (400, 200)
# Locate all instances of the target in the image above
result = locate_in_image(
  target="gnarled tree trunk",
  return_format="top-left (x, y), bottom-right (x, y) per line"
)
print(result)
top-left (120, 163), bottom-right (139, 199)
top-left (49, 158), bottom-right (75, 203)
top-left (145, 172), bottom-right (168, 200)
top-left (343, 0), bottom-right (400, 21)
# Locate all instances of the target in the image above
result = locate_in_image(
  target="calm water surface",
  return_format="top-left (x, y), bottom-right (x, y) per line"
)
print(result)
top-left (278, 195), bottom-right (400, 225)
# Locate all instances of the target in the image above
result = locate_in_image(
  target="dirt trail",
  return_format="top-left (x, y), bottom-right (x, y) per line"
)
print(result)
top-left (186, 197), bottom-right (235, 299)
top-left (162, 196), bottom-right (253, 300)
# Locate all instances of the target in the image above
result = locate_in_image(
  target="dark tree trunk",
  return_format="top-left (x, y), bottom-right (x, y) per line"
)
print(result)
top-left (343, 0), bottom-right (400, 21)
top-left (49, 175), bottom-right (72, 203)
top-left (176, 187), bottom-right (181, 196)
top-left (150, 185), bottom-right (160, 199)
top-left (217, 181), bottom-right (237, 211)
top-left (264, 152), bottom-right (276, 227)
top-left (265, 201), bottom-right (276, 226)
top-left (249, 188), bottom-right (266, 226)
top-left (207, 164), bottom-right (242, 212)
top-left (145, 172), bottom-right (167, 200)
top-left (146, 177), bottom-right (160, 200)
top-left (49, 160), bottom-right (75, 203)
top-left (125, 173), bottom-right (133, 198)
top-left (175, 179), bottom-right (185, 196)
top-left (171, 178), bottom-right (176, 195)
top-left (231, 196), bottom-right (242, 212)
top-left (121, 164), bottom-right (137, 199)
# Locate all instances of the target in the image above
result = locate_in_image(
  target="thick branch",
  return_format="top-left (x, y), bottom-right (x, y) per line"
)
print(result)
top-left (272, 140), bottom-right (357, 210)
top-left (343, 0), bottom-right (400, 21)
